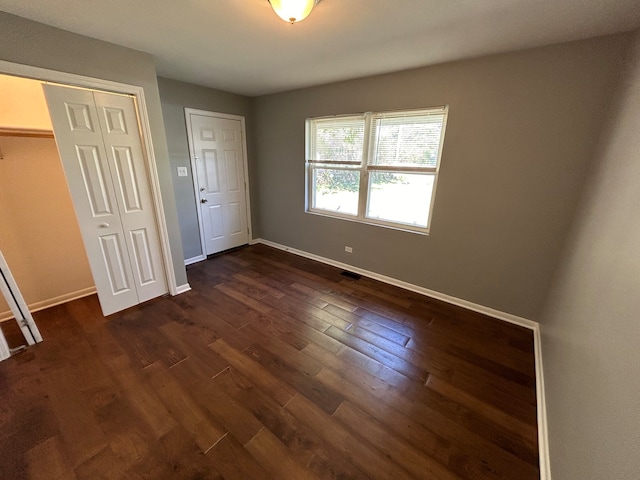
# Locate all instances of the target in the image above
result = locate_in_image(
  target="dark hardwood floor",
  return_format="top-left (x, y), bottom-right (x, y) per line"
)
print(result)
top-left (0, 244), bottom-right (539, 479)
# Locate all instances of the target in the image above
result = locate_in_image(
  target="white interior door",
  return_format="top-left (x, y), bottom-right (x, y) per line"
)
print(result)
top-left (43, 84), bottom-right (167, 315)
top-left (189, 113), bottom-right (249, 255)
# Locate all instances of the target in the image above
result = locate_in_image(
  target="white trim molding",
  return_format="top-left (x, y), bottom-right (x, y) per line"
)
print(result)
top-left (534, 329), bottom-right (551, 480)
top-left (0, 327), bottom-right (10, 362)
top-left (184, 255), bottom-right (206, 266)
top-left (255, 238), bottom-right (536, 327)
top-left (0, 286), bottom-right (97, 322)
top-left (175, 283), bottom-right (192, 294)
top-left (251, 237), bottom-right (551, 480)
top-left (0, 248), bottom-right (42, 345)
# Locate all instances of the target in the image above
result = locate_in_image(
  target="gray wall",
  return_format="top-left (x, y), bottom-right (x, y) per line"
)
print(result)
top-left (4, 12), bottom-right (637, 476)
top-left (251, 34), bottom-right (632, 320)
top-left (540, 32), bottom-right (640, 479)
top-left (157, 77), bottom-right (252, 260)
top-left (0, 12), bottom-right (188, 287)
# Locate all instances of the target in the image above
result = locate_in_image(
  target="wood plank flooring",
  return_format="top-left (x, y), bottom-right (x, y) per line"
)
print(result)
top-left (0, 244), bottom-right (539, 479)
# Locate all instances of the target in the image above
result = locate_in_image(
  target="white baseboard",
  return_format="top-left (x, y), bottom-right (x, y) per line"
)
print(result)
top-left (0, 286), bottom-right (97, 322)
top-left (254, 238), bottom-right (536, 328)
top-left (533, 328), bottom-right (551, 479)
top-left (184, 255), bottom-right (206, 266)
top-left (175, 283), bottom-right (191, 294)
top-left (251, 237), bottom-right (551, 480)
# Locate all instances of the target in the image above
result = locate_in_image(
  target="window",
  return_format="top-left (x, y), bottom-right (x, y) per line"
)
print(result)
top-left (306, 107), bottom-right (448, 233)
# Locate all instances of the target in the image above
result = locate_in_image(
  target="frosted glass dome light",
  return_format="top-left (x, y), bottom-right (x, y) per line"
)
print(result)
top-left (268, 0), bottom-right (320, 24)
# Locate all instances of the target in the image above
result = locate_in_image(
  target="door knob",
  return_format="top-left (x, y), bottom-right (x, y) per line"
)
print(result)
top-left (99, 222), bottom-right (110, 228)
top-left (201, 198), bottom-right (208, 204)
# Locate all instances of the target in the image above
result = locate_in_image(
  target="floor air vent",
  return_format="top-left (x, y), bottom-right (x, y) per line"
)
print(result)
top-left (340, 270), bottom-right (361, 280)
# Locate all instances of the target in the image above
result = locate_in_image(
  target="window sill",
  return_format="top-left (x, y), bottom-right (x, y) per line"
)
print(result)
top-left (305, 209), bottom-right (429, 236)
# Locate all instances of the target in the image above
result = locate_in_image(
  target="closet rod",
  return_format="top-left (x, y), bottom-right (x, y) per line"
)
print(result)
top-left (0, 127), bottom-right (54, 138)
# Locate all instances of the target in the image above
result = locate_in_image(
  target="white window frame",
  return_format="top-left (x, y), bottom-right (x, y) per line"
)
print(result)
top-left (305, 106), bottom-right (448, 234)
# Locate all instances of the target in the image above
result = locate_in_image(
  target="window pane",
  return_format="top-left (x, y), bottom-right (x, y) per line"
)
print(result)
top-left (370, 115), bottom-right (444, 167)
top-left (312, 168), bottom-right (359, 215)
top-left (312, 118), bottom-right (365, 162)
top-left (366, 172), bottom-right (434, 227)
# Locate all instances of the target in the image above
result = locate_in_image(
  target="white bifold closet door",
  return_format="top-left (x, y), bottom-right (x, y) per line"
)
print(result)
top-left (43, 84), bottom-right (167, 316)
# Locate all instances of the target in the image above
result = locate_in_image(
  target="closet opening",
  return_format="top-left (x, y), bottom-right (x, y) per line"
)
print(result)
top-left (0, 66), bottom-right (177, 357)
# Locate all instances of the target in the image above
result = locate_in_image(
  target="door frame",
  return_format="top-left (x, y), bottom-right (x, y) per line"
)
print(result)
top-left (184, 108), bottom-right (252, 263)
top-left (0, 59), bottom-right (180, 296)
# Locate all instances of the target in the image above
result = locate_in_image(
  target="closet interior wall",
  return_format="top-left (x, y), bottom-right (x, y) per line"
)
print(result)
top-left (0, 73), bottom-right (94, 321)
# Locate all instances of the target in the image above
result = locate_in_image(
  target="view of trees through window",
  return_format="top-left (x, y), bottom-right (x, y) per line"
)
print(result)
top-left (307, 108), bottom-right (447, 231)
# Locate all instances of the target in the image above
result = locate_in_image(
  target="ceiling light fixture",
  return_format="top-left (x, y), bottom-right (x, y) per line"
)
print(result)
top-left (268, 0), bottom-right (320, 24)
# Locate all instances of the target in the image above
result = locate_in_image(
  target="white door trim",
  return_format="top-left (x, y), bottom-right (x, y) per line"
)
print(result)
top-left (184, 108), bottom-right (252, 259)
top-left (0, 327), bottom-right (10, 361)
top-left (0, 248), bottom-right (42, 345)
top-left (0, 60), bottom-right (179, 296)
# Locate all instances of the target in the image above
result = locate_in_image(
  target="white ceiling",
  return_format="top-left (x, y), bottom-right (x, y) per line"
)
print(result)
top-left (1, 0), bottom-right (640, 96)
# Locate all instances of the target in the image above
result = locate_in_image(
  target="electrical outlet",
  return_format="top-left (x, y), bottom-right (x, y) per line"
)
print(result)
top-left (345, 246), bottom-right (353, 253)
top-left (177, 166), bottom-right (188, 177)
